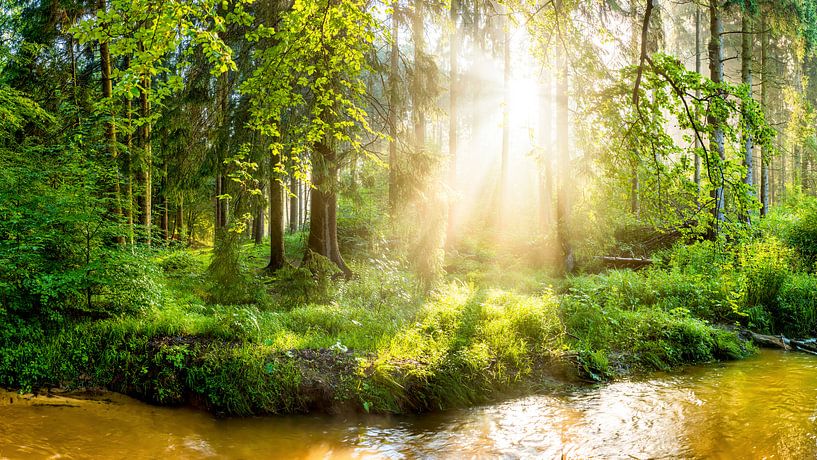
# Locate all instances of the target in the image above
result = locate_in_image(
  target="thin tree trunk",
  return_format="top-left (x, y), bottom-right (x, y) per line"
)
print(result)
top-left (556, 52), bottom-right (574, 274)
top-left (388, 4), bottom-right (400, 214)
top-left (538, 79), bottom-right (552, 231)
top-left (741, 12), bottom-right (754, 224)
top-left (708, 0), bottom-right (725, 233)
top-left (98, 1), bottom-right (123, 243)
top-left (760, 12), bottom-right (770, 216)
top-left (176, 197), bottom-right (184, 243)
top-left (161, 163), bottom-right (169, 243)
top-left (446, 0), bottom-right (459, 246)
top-left (138, 73), bottom-right (152, 246)
top-left (499, 11), bottom-right (510, 224)
top-left (412, 0), bottom-right (426, 153)
top-left (289, 175), bottom-right (299, 233)
top-left (630, 0), bottom-right (640, 215)
top-left (125, 55), bottom-right (134, 246)
top-left (694, 3), bottom-right (702, 194)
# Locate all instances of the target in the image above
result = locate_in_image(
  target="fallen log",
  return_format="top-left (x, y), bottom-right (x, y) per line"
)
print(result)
top-left (748, 331), bottom-right (817, 356)
top-left (598, 256), bottom-right (653, 269)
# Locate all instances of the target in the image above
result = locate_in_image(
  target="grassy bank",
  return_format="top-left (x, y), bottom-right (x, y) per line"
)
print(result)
top-left (0, 237), bottom-right (759, 416)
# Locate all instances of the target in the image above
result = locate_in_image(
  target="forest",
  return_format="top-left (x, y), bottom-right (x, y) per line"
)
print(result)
top-left (3, 0), bottom-right (817, 434)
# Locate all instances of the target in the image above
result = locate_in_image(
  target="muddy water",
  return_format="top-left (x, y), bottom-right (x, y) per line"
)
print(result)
top-left (2, 349), bottom-right (817, 459)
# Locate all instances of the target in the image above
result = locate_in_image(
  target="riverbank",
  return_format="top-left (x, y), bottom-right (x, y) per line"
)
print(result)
top-left (5, 349), bottom-right (817, 459)
top-left (0, 245), bottom-right (753, 415)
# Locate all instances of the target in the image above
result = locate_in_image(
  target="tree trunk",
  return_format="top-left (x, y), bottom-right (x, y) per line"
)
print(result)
top-left (760, 12), bottom-right (770, 216)
top-left (694, 3), bottom-right (702, 194)
top-left (254, 200), bottom-right (265, 245)
top-left (446, 0), bottom-right (459, 246)
top-left (412, 0), bottom-right (426, 153)
top-left (125, 55), bottom-right (135, 246)
top-left (161, 162), bottom-right (169, 243)
top-left (98, 0), bottom-right (122, 243)
top-left (538, 79), bottom-right (552, 231)
top-left (267, 176), bottom-right (285, 271)
top-left (708, 0), bottom-right (725, 233)
top-left (176, 197), bottom-right (184, 243)
top-left (388, 6), bottom-right (400, 214)
top-left (498, 11), bottom-right (511, 225)
top-left (741, 12), bottom-right (754, 224)
top-left (306, 141), bottom-right (351, 276)
top-left (630, 0), bottom-right (640, 215)
top-left (138, 73), bottom-right (152, 246)
top-left (556, 52), bottom-right (574, 274)
top-left (289, 174), bottom-right (299, 233)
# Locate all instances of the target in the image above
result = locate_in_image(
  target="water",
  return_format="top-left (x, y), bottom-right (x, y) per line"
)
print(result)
top-left (2, 349), bottom-right (817, 459)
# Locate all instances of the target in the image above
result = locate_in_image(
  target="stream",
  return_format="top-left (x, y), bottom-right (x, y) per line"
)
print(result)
top-left (2, 349), bottom-right (816, 459)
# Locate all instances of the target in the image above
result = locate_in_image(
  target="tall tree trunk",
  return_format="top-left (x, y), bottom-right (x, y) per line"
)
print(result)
top-left (161, 162), bottom-right (169, 243)
top-left (388, 5), bottom-right (400, 214)
top-left (538, 78), bottom-right (552, 231)
top-left (254, 198), bottom-right (265, 245)
top-left (138, 73), bottom-right (152, 246)
top-left (499, 11), bottom-right (510, 224)
top-left (412, 0), bottom-right (426, 153)
top-left (708, 0), bottom-right (725, 233)
top-left (446, 0), bottom-right (459, 246)
top-left (629, 0), bottom-right (640, 215)
top-left (289, 175), bottom-right (299, 233)
top-left (99, 0), bottom-right (122, 244)
top-left (267, 176), bottom-right (285, 271)
top-left (556, 52), bottom-right (574, 274)
top-left (741, 12), bottom-right (754, 224)
top-left (125, 55), bottom-right (135, 246)
top-left (306, 141), bottom-right (351, 276)
top-left (760, 12), bottom-right (770, 216)
top-left (694, 3), bottom-right (702, 194)
top-left (176, 197), bottom-right (184, 243)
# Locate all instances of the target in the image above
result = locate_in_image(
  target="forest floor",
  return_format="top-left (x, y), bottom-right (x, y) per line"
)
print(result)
top-left (0, 233), bottom-right (759, 416)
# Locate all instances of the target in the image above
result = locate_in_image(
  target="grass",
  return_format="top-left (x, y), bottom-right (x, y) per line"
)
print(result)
top-left (0, 234), bottom-right (763, 416)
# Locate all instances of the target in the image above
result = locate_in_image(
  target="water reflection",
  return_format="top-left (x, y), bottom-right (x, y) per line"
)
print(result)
top-left (1, 350), bottom-right (817, 459)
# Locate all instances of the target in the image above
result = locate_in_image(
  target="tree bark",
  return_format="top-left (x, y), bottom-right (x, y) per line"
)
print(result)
top-left (98, 0), bottom-right (122, 244)
top-left (412, 0), bottom-right (426, 153)
top-left (161, 163), bottom-right (169, 243)
top-left (289, 174), bottom-right (299, 233)
top-left (741, 12), bottom-right (754, 224)
top-left (138, 73), bottom-right (152, 246)
top-left (388, 5), bottom-right (400, 214)
top-left (446, 0), bottom-right (459, 246)
top-left (556, 52), bottom-right (574, 274)
top-left (708, 0), bottom-right (725, 233)
top-left (125, 55), bottom-right (135, 246)
top-left (760, 12), bottom-right (770, 216)
top-left (306, 141), bottom-right (351, 276)
top-left (694, 3), bottom-right (702, 194)
top-left (538, 79), bottom-right (552, 231)
top-left (267, 176), bottom-right (285, 271)
top-left (499, 10), bottom-right (510, 219)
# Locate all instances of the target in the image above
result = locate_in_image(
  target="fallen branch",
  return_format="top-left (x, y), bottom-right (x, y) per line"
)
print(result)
top-left (749, 331), bottom-right (817, 355)
top-left (598, 256), bottom-right (653, 269)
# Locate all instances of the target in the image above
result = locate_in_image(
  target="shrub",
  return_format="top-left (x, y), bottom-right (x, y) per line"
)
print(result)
top-left (773, 273), bottom-right (817, 337)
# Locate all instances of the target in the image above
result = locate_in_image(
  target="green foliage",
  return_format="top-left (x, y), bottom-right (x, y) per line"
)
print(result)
top-left (772, 273), bottom-right (817, 337)
top-left (779, 199), bottom-right (817, 269)
top-left (207, 232), bottom-right (267, 305)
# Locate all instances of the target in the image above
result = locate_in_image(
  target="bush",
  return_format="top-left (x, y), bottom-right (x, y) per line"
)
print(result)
top-left (740, 238), bottom-right (793, 310)
top-left (158, 251), bottom-right (201, 274)
top-left (773, 273), bottom-right (817, 337)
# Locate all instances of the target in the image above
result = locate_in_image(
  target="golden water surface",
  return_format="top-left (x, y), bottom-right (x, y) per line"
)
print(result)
top-left (1, 349), bottom-right (816, 459)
